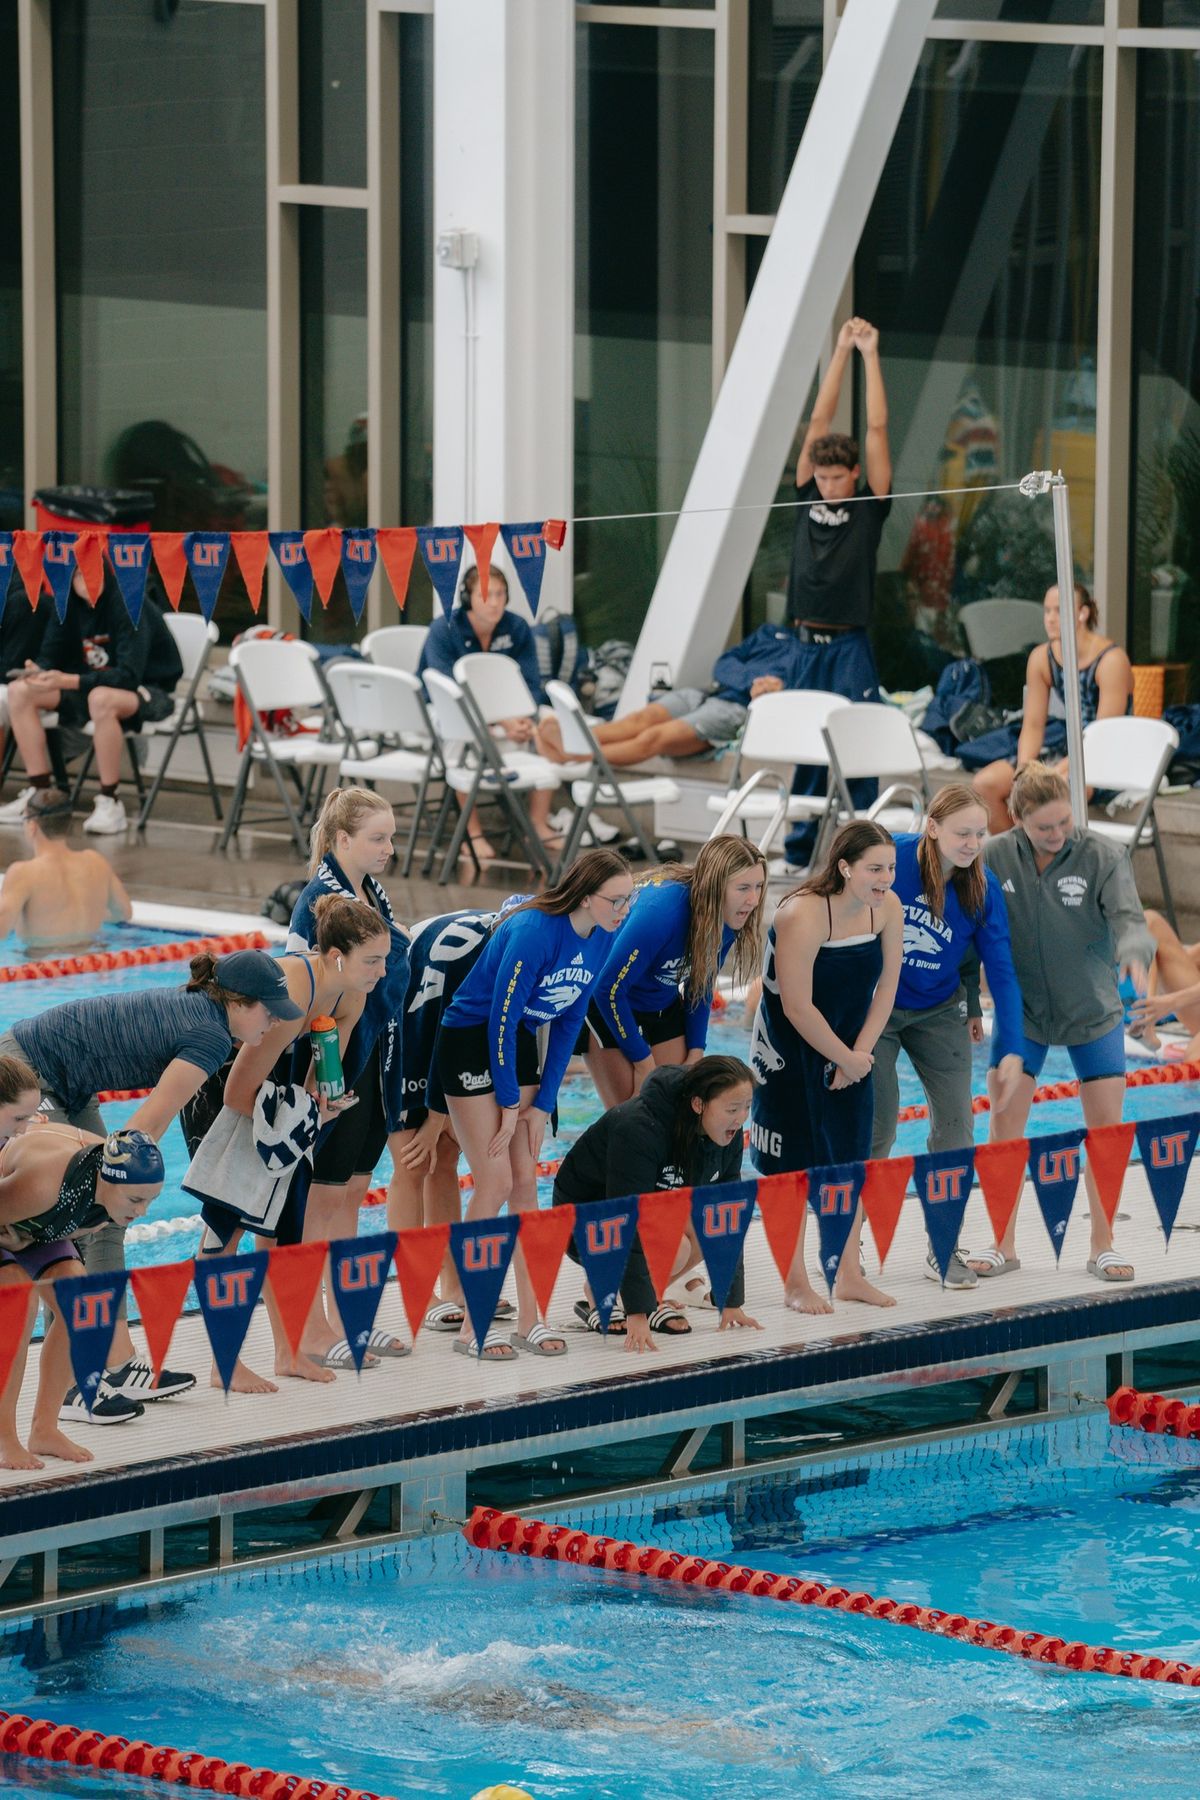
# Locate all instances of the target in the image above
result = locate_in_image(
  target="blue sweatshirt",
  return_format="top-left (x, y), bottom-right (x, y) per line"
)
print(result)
top-left (890, 834), bottom-right (1024, 1058)
top-left (592, 880), bottom-right (735, 1063)
top-left (418, 605), bottom-right (544, 704)
top-left (442, 908), bottom-right (609, 1111)
top-left (710, 622), bottom-right (806, 705)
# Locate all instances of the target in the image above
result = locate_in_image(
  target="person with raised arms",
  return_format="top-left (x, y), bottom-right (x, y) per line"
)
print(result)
top-left (749, 820), bottom-right (903, 1315)
top-left (869, 783), bottom-right (1026, 1288)
top-left (435, 848), bottom-right (633, 1362)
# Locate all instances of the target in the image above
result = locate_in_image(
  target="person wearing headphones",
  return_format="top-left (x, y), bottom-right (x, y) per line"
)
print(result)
top-left (418, 561), bottom-right (557, 862)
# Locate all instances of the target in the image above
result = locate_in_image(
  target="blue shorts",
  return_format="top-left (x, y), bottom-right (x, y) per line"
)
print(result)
top-left (991, 1019), bottom-right (1125, 1085)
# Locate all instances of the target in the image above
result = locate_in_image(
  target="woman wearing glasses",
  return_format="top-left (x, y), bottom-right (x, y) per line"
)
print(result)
top-left (435, 848), bottom-right (634, 1362)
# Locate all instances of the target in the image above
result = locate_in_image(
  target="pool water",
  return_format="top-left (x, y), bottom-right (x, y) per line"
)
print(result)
top-left (4, 1411), bottom-right (1200, 1798)
top-left (0, 921), bottom-right (203, 965)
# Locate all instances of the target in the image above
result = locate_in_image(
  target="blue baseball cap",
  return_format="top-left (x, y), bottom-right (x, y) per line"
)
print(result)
top-left (214, 949), bottom-right (303, 1021)
top-left (101, 1129), bottom-right (165, 1188)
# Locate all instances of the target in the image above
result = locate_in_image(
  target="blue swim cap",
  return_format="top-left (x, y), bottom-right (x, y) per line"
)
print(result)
top-left (101, 1129), bottom-right (165, 1188)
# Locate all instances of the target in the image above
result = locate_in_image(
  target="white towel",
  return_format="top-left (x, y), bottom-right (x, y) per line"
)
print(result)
top-left (183, 1082), bottom-right (319, 1235)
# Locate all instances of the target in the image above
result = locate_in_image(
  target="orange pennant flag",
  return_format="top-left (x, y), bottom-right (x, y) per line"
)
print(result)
top-left (1084, 1121), bottom-right (1136, 1228)
top-left (73, 530), bottom-right (107, 602)
top-left (542, 519), bottom-right (568, 551)
top-left (974, 1138), bottom-right (1031, 1246)
top-left (265, 1242), bottom-right (328, 1358)
top-left (755, 1171), bottom-right (807, 1284)
top-left (128, 1261), bottom-right (194, 1385)
top-left (0, 1285), bottom-right (35, 1406)
top-left (376, 527), bottom-right (418, 612)
top-left (464, 522), bottom-right (500, 594)
top-left (11, 532), bottom-right (45, 606)
top-left (637, 1189), bottom-right (692, 1302)
top-left (151, 533), bottom-right (189, 609)
top-left (303, 527), bottom-right (343, 607)
top-left (518, 1206), bottom-right (575, 1319)
top-left (861, 1156), bottom-right (912, 1268)
top-left (394, 1223), bottom-right (450, 1342)
top-left (232, 531), bottom-right (270, 613)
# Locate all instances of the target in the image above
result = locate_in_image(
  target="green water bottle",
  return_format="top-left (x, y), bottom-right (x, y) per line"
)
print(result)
top-left (310, 1015), bottom-right (345, 1101)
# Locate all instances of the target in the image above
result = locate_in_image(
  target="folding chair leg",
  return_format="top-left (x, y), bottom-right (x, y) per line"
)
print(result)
top-left (194, 719), bottom-right (224, 820)
top-left (401, 760), bottom-right (435, 879)
top-left (126, 738), bottom-right (146, 799)
top-left (438, 778), bottom-right (481, 884)
top-left (1151, 824), bottom-right (1178, 934)
top-left (69, 747), bottom-right (95, 807)
top-left (423, 785), bottom-right (456, 878)
top-left (218, 750), bottom-right (254, 852)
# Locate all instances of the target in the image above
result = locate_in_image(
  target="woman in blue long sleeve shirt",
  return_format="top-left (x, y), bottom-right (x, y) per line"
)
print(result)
top-left (436, 847), bottom-right (633, 1360)
top-left (584, 836), bottom-right (768, 1109)
top-left (870, 784), bottom-right (1026, 1288)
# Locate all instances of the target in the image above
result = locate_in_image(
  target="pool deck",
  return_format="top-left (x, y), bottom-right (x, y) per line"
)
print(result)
top-left (2, 1154), bottom-right (1199, 1599)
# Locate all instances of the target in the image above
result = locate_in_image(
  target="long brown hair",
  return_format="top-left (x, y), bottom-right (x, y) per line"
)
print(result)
top-left (505, 847), bottom-right (631, 920)
top-left (648, 836), bottom-right (768, 1006)
top-left (795, 820), bottom-right (893, 902)
top-left (917, 784), bottom-right (988, 922)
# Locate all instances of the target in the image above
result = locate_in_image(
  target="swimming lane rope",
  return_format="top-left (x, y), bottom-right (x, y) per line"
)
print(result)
top-left (1108, 1385), bottom-right (1200, 1441)
top-left (465, 1507), bottom-right (1200, 1687)
top-left (0, 1709), bottom-right (393, 1798)
top-left (0, 931), bottom-right (269, 986)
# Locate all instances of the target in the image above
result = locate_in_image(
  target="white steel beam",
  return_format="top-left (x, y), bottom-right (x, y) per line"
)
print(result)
top-left (621, 0), bottom-right (936, 709)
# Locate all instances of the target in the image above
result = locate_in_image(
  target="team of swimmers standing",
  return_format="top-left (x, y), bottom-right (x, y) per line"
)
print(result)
top-left (0, 763), bottom-right (1157, 1466)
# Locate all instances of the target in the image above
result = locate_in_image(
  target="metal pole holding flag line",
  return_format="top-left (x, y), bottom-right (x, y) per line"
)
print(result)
top-left (1020, 469), bottom-right (1088, 831)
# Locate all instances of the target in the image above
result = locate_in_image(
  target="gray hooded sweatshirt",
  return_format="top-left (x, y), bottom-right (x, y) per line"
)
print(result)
top-left (981, 828), bottom-right (1154, 1047)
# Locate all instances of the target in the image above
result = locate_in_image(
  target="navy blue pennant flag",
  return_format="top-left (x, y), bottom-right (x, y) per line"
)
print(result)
top-left (41, 531), bottom-right (77, 622)
top-left (1027, 1128), bottom-right (1085, 1262)
top-left (107, 532), bottom-right (153, 627)
top-left (913, 1147), bottom-right (975, 1282)
top-left (416, 525), bottom-right (464, 618)
top-left (691, 1179), bottom-right (756, 1312)
top-left (0, 531), bottom-right (13, 622)
top-left (329, 1230), bottom-right (398, 1371)
top-left (1135, 1114), bottom-right (1200, 1244)
top-left (58, 1269), bottom-right (127, 1415)
top-left (572, 1195), bottom-right (638, 1335)
top-left (808, 1163), bottom-right (865, 1292)
top-left (450, 1215), bottom-right (520, 1354)
top-left (340, 529), bottom-right (378, 623)
top-left (195, 1251), bottom-right (269, 1393)
top-left (184, 532), bottom-right (231, 623)
top-left (499, 523), bottom-right (548, 617)
top-left (269, 531), bottom-right (315, 623)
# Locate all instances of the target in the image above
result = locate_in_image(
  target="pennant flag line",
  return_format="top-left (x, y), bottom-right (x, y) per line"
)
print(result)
top-left (974, 1138), bottom-right (1030, 1250)
top-left (517, 1204), bottom-right (576, 1320)
top-left (395, 1222), bottom-right (450, 1342)
top-left (451, 1215), bottom-right (520, 1354)
top-left (913, 1148), bottom-right (975, 1284)
top-left (264, 1241), bottom-right (328, 1360)
top-left (754, 1171), bottom-right (806, 1285)
top-left (340, 529), bottom-right (378, 622)
top-left (464, 522), bottom-right (500, 600)
top-left (691, 1179), bottom-right (756, 1312)
top-left (128, 1260), bottom-right (194, 1384)
top-left (12, 532), bottom-right (45, 608)
top-left (636, 1188), bottom-right (693, 1304)
top-left (1027, 1128), bottom-right (1085, 1262)
top-left (194, 1251), bottom-right (269, 1394)
top-left (152, 533), bottom-right (189, 610)
top-left (269, 531), bottom-right (315, 623)
top-left (376, 527), bottom-right (418, 613)
top-left (808, 1163), bottom-right (865, 1293)
top-left (1135, 1114), bottom-right (1199, 1245)
top-left (58, 1270), bottom-right (127, 1414)
top-left (330, 1231), bottom-right (398, 1371)
top-left (1084, 1121), bottom-right (1136, 1229)
top-left (860, 1156), bottom-right (911, 1269)
top-left (73, 529), bottom-right (106, 603)
top-left (108, 532), bottom-right (154, 628)
top-left (41, 532), bottom-right (76, 621)
top-left (184, 532), bottom-right (231, 623)
top-left (572, 1196), bottom-right (638, 1336)
top-left (0, 1285), bottom-right (35, 1409)
top-left (0, 533), bottom-right (13, 622)
top-left (499, 522), bottom-right (549, 617)
top-left (417, 525), bottom-right (465, 619)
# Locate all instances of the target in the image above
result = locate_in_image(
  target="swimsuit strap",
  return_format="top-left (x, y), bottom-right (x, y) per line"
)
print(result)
top-left (13, 1142), bottom-right (107, 1245)
top-left (825, 894), bottom-right (833, 941)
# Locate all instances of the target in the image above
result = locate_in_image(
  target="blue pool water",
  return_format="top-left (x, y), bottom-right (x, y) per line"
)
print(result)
top-left (0, 920), bottom-right (204, 965)
top-left (4, 1411), bottom-right (1200, 1797)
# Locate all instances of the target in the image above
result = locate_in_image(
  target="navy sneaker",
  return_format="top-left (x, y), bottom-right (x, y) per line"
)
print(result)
top-left (105, 1358), bottom-right (196, 1402)
top-left (59, 1380), bottom-right (144, 1425)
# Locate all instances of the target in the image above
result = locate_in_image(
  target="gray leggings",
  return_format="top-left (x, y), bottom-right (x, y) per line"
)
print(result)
top-left (870, 990), bottom-right (975, 1161)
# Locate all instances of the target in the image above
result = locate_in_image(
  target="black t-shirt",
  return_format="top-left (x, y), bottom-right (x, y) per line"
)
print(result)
top-left (786, 478), bottom-right (892, 630)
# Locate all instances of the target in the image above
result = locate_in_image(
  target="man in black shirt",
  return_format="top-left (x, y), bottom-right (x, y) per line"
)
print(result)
top-left (783, 316), bottom-right (893, 867)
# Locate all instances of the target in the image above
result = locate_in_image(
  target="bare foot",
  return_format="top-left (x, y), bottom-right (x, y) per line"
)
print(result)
top-left (460, 833), bottom-right (496, 864)
top-left (213, 1358), bottom-right (279, 1394)
top-left (534, 720), bottom-right (568, 765)
top-left (0, 1435), bottom-right (44, 1471)
top-left (27, 1426), bottom-right (91, 1464)
top-left (785, 1286), bottom-right (834, 1316)
top-left (834, 1267), bottom-right (897, 1308)
top-left (275, 1350), bottom-right (337, 1385)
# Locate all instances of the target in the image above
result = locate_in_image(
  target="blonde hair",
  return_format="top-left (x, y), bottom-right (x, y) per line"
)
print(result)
top-left (649, 836), bottom-right (768, 1006)
top-left (1010, 761), bottom-right (1071, 820)
top-left (308, 787), bottom-right (394, 876)
top-left (918, 783), bottom-right (988, 922)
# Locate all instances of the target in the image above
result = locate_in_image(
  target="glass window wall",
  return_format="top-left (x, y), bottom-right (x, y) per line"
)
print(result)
top-left (399, 13), bottom-right (436, 625)
top-left (298, 0), bottom-right (367, 191)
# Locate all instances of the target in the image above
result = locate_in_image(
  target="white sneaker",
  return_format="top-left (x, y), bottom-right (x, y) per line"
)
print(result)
top-left (0, 786), bottom-right (36, 825)
top-left (83, 795), bottom-right (128, 835)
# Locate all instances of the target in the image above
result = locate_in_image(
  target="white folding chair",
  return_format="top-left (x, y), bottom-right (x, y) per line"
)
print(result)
top-left (706, 689), bottom-right (848, 856)
top-left (422, 670), bottom-right (556, 883)
top-left (543, 679), bottom-right (680, 877)
top-left (362, 624), bottom-right (429, 675)
top-left (822, 702), bottom-right (930, 835)
top-left (327, 662), bottom-right (445, 878)
top-left (219, 639), bottom-right (351, 855)
top-left (1082, 716), bottom-right (1180, 931)
top-left (959, 599), bottom-right (1046, 662)
top-left (453, 651), bottom-right (539, 727)
top-left (134, 616), bottom-right (223, 829)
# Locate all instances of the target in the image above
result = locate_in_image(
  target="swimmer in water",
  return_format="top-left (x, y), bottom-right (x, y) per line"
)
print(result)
top-left (0, 786), bottom-right (132, 949)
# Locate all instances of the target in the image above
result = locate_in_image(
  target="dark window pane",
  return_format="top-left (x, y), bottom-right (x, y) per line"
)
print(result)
top-left (399, 13), bottom-right (435, 625)
top-left (300, 208), bottom-right (367, 644)
top-left (575, 24), bottom-right (713, 650)
top-left (0, 3), bottom-right (21, 526)
top-left (935, 2), bottom-right (1103, 19)
top-left (1130, 51), bottom-right (1200, 682)
top-left (298, 0), bottom-right (367, 190)
top-left (854, 39), bottom-right (1100, 691)
top-left (1139, 2), bottom-right (1200, 21)
top-left (747, 0), bottom-right (823, 216)
top-left (53, 0), bottom-right (267, 638)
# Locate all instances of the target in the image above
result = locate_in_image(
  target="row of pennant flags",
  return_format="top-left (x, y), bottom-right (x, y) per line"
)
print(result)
top-left (8, 1111), bottom-right (1198, 1409)
top-left (0, 520), bottom-right (567, 631)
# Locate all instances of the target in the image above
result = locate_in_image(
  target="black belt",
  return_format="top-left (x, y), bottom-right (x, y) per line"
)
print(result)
top-left (797, 624), bottom-right (862, 645)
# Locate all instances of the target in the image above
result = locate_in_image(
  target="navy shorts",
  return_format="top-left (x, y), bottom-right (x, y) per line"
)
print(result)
top-left (579, 995), bottom-right (687, 1055)
top-left (991, 1019), bottom-right (1125, 1084)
